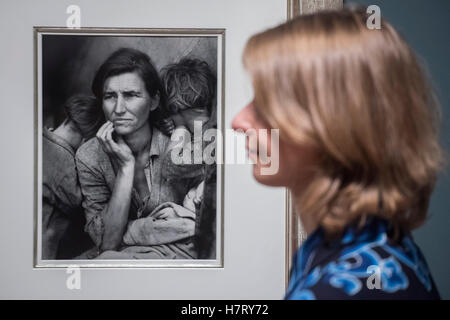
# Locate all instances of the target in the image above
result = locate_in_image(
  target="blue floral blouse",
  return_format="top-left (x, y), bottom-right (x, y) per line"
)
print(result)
top-left (285, 217), bottom-right (440, 300)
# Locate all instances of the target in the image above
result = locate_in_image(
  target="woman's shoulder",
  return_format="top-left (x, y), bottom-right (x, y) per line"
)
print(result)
top-left (286, 218), bottom-right (441, 300)
top-left (75, 137), bottom-right (108, 167)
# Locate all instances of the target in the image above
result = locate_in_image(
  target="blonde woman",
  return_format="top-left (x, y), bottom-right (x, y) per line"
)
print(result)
top-left (232, 9), bottom-right (444, 299)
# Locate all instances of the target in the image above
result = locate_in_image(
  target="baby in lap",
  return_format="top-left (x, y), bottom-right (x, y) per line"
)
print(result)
top-left (122, 181), bottom-right (204, 246)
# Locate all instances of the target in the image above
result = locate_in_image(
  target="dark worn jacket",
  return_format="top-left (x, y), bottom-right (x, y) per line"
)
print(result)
top-left (42, 128), bottom-right (90, 259)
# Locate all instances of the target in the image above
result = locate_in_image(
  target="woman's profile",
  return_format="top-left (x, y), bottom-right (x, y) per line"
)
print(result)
top-left (232, 8), bottom-right (445, 299)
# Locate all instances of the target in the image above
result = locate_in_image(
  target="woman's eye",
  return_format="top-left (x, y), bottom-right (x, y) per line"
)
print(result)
top-left (124, 92), bottom-right (139, 99)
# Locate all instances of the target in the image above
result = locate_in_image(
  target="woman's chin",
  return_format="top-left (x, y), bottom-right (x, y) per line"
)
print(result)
top-left (114, 126), bottom-right (133, 136)
top-left (252, 164), bottom-right (284, 187)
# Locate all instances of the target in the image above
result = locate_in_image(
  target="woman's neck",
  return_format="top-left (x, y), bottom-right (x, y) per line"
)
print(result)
top-left (123, 123), bottom-right (152, 156)
top-left (291, 185), bottom-right (320, 235)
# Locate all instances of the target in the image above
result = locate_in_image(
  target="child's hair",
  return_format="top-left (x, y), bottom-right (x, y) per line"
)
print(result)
top-left (162, 58), bottom-right (216, 115)
top-left (243, 8), bottom-right (446, 236)
top-left (63, 94), bottom-right (104, 140)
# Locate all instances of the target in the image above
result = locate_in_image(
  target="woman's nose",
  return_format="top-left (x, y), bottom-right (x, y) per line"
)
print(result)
top-left (232, 102), bottom-right (254, 132)
top-left (114, 95), bottom-right (126, 115)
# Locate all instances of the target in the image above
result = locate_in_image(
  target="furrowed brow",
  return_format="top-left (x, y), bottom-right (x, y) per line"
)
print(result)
top-left (122, 89), bottom-right (141, 95)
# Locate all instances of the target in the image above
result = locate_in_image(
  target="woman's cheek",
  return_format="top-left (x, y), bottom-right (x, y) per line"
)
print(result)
top-left (132, 100), bottom-right (151, 123)
top-left (102, 103), bottom-right (113, 120)
top-left (254, 141), bottom-right (298, 187)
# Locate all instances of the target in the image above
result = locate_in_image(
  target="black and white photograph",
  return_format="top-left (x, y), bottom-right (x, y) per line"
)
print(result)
top-left (35, 29), bottom-right (224, 267)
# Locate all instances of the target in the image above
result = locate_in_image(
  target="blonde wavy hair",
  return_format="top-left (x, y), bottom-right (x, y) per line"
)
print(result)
top-left (243, 9), bottom-right (445, 237)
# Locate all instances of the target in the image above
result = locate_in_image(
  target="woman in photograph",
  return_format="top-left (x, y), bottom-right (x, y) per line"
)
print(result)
top-left (75, 48), bottom-right (200, 259)
top-left (232, 9), bottom-right (445, 299)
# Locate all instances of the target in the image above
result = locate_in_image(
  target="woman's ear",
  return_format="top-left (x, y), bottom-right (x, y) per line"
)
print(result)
top-left (149, 92), bottom-right (160, 111)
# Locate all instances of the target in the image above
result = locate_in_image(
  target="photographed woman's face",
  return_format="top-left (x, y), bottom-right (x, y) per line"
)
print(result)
top-left (102, 71), bottom-right (157, 136)
top-left (232, 100), bottom-right (317, 190)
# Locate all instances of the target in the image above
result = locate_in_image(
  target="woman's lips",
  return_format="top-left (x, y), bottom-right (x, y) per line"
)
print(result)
top-left (113, 119), bottom-right (131, 125)
top-left (246, 148), bottom-right (258, 162)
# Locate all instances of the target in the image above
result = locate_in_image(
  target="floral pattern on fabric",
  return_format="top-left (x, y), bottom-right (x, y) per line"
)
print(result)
top-left (285, 217), bottom-right (440, 300)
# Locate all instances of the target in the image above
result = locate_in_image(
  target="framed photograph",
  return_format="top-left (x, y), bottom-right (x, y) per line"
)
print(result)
top-left (34, 28), bottom-right (224, 268)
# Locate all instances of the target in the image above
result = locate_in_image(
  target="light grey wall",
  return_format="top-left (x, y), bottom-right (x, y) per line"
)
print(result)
top-left (0, 0), bottom-right (287, 299)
